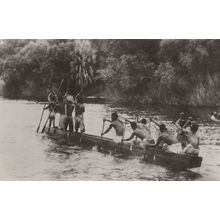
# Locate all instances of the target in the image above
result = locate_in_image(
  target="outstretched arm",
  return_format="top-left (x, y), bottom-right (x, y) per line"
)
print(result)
top-left (101, 124), bottom-right (113, 136)
top-left (183, 120), bottom-right (191, 128)
top-left (103, 118), bottom-right (112, 123)
top-left (175, 119), bottom-right (182, 130)
top-left (125, 119), bottom-right (132, 124)
top-left (174, 120), bottom-right (188, 134)
top-left (211, 116), bottom-right (220, 122)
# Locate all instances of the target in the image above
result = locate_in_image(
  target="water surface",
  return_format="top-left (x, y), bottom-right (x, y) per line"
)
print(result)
top-left (0, 97), bottom-right (219, 180)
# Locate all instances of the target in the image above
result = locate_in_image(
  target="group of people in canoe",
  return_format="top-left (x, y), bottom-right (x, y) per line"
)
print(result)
top-left (101, 112), bottom-right (200, 156)
top-left (44, 87), bottom-right (203, 156)
top-left (44, 88), bottom-right (85, 133)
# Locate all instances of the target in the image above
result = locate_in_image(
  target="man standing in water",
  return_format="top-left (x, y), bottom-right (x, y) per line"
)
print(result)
top-left (101, 112), bottom-right (125, 143)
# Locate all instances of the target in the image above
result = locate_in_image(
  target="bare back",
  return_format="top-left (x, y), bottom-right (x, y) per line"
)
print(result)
top-left (158, 131), bottom-right (178, 145)
top-left (111, 120), bottom-right (124, 136)
top-left (133, 127), bottom-right (149, 140)
top-left (185, 131), bottom-right (199, 149)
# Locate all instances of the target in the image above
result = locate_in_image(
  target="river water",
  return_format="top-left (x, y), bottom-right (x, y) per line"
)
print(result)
top-left (0, 97), bottom-right (219, 180)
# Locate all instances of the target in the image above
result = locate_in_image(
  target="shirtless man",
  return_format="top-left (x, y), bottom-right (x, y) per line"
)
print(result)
top-left (101, 112), bottom-right (125, 143)
top-left (74, 96), bottom-right (85, 133)
top-left (122, 121), bottom-right (153, 147)
top-left (176, 121), bottom-right (200, 155)
top-left (138, 118), bottom-right (150, 132)
top-left (58, 95), bottom-right (75, 132)
top-left (44, 101), bottom-right (56, 127)
top-left (145, 123), bottom-right (179, 147)
top-left (176, 116), bottom-right (193, 149)
top-left (143, 118), bottom-right (181, 153)
top-left (137, 118), bottom-right (155, 143)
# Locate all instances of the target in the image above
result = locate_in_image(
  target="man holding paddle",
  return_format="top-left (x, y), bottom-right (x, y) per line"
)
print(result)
top-left (37, 79), bottom-right (64, 133)
top-left (43, 88), bottom-right (59, 128)
top-left (122, 121), bottom-right (153, 147)
top-left (144, 118), bottom-right (181, 153)
top-left (101, 112), bottom-right (125, 143)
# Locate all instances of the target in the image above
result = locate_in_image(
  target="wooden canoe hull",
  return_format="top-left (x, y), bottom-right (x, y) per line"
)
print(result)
top-left (44, 127), bottom-right (203, 170)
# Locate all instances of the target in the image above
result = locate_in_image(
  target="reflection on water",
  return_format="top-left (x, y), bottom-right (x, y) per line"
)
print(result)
top-left (0, 97), bottom-right (220, 180)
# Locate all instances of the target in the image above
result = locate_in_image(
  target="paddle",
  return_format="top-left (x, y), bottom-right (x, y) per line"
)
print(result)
top-left (36, 103), bottom-right (47, 132)
top-left (41, 79), bottom-right (64, 133)
top-left (149, 117), bottom-right (161, 128)
top-left (121, 120), bottom-right (126, 143)
top-left (99, 119), bottom-right (105, 150)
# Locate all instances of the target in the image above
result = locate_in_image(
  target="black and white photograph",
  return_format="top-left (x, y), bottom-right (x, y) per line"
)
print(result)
top-left (0, 39), bottom-right (219, 180)
top-left (1, 1), bottom-right (220, 220)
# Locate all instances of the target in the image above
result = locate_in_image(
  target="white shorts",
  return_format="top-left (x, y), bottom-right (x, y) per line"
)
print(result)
top-left (113, 136), bottom-right (122, 143)
top-left (163, 143), bottom-right (182, 153)
top-left (183, 144), bottom-right (199, 155)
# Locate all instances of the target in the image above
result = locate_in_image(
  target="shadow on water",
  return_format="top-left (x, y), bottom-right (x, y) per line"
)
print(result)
top-left (165, 168), bottom-right (203, 181)
top-left (44, 138), bottom-right (203, 181)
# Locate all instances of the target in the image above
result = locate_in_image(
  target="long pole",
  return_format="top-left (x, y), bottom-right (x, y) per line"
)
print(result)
top-left (36, 103), bottom-right (47, 132)
top-left (121, 120), bottom-right (126, 142)
top-left (99, 120), bottom-right (105, 150)
top-left (41, 79), bottom-right (64, 133)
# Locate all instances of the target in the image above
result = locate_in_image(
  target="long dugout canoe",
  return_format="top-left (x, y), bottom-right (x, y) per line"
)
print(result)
top-left (44, 127), bottom-right (203, 170)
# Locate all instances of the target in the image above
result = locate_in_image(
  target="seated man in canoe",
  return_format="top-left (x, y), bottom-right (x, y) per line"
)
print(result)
top-left (137, 118), bottom-right (150, 132)
top-left (136, 118), bottom-right (155, 143)
top-left (175, 120), bottom-right (200, 155)
top-left (122, 121), bottom-right (154, 147)
top-left (175, 116), bottom-right (193, 150)
top-left (141, 118), bottom-right (184, 153)
top-left (101, 112), bottom-right (125, 143)
top-left (74, 96), bottom-right (85, 133)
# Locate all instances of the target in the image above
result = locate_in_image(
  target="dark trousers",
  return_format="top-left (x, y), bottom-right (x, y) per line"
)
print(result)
top-left (65, 116), bottom-right (73, 132)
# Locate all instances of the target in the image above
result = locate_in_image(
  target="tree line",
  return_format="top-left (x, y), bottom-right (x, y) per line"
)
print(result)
top-left (0, 39), bottom-right (220, 106)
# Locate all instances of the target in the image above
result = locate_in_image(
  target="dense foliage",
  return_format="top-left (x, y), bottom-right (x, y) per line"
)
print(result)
top-left (0, 39), bottom-right (220, 106)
